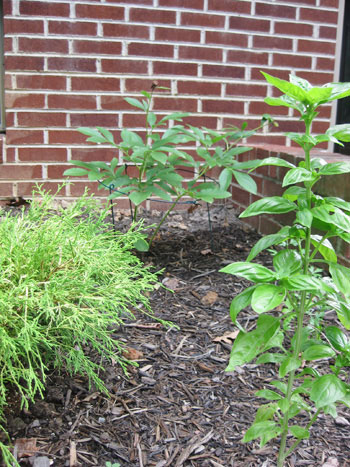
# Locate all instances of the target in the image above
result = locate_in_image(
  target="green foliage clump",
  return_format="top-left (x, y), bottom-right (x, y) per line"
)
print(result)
top-left (0, 187), bottom-right (161, 465)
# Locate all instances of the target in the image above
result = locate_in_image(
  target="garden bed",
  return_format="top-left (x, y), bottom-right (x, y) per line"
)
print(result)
top-left (3, 204), bottom-right (350, 467)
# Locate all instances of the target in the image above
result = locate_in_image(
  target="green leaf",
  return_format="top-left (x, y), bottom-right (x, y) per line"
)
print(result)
top-left (289, 425), bottom-right (309, 440)
top-left (121, 129), bottom-right (144, 147)
top-left (220, 262), bottom-right (276, 283)
top-left (240, 196), bottom-right (296, 218)
top-left (256, 352), bottom-right (286, 364)
top-left (296, 208), bottom-right (313, 228)
top-left (319, 161), bottom-right (350, 175)
top-left (329, 263), bottom-right (350, 298)
top-left (310, 374), bottom-right (348, 408)
top-left (234, 157), bottom-right (295, 171)
top-left (325, 326), bottom-right (349, 351)
top-left (158, 112), bottom-right (190, 124)
top-left (303, 344), bottom-right (336, 361)
top-left (251, 284), bottom-right (285, 314)
top-left (243, 421), bottom-right (281, 446)
top-left (312, 205), bottom-right (350, 232)
top-left (325, 197), bottom-right (350, 212)
top-left (326, 124), bottom-right (350, 143)
top-left (129, 191), bottom-right (150, 206)
top-left (283, 186), bottom-right (307, 201)
top-left (310, 235), bottom-right (337, 263)
top-left (255, 389), bottom-right (282, 401)
top-left (225, 315), bottom-right (280, 371)
top-left (134, 238), bottom-right (149, 252)
top-left (261, 71), bottom-right (308, 103)
top-left (246, 226), bottom-right (290, 261)
top-left (273, 249), bottom-right (302, 278)
top-left (124, 97), bottom-right (146, 111)
top-left (254, 404), bottom-right (278, 423)
top-left (96, 127), bottom-right (115, 144)
top-left (232, 170), bottom-right (257, 194)
top-left (279, 355), bottom-right (301, 378)
top-left (282, 274), bottom-right (334, 293)
top-left (147, 112), bottom-right (157, 127)
top-left (151, 152), bottom-right (167, 164)
top-left (219, 168), bottom-right (233, 191)
top-left (64, 168), bottom-right (89, 176)
top-left (282, 167), bottom-right (316, 187)
top-left (228, 285), bottom-right (256, 327)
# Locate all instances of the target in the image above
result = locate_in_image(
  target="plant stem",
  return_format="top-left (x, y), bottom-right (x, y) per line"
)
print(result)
top-left (277, 116), bottom-right (314, 467)
top-left (148, 193), bottom-right (184, 247)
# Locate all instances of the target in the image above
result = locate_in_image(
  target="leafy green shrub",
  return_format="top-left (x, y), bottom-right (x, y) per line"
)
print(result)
top-left (221, 73), bottom-right (350, 466)
top-left (65, 85), bottom-right (272, 249)
top-left (0, 187), bottom-right (162, 465)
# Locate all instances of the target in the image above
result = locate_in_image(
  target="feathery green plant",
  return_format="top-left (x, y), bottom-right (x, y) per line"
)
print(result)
top-left (0, 187), bottom-right (163, 465)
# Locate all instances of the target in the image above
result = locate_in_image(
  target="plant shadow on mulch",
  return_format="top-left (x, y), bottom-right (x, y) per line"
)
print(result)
top-left (3, 204), bottom-right (350, 467)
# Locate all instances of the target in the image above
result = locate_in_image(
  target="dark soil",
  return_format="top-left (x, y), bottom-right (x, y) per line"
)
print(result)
top-left (3, 204), bottom-right (350, 467)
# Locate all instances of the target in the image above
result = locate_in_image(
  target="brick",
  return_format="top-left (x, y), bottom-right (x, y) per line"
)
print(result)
top-left (18, 182), bottom-right (64, 197)
top-left (297, 71), bottom-right (334, 85)
top-left (320, 0), bottom-right (338, 6)
top-left (223, 117), bottom-right (261, 129)
top-left (48, 20), bottom-right (97, 36)
top-left (0, 183), bottom-right (14, 197)
top-left (202, 100), bottom-right (244, 114)
top-left (255, 2), bottom-right (296, 19)
top-left (123, 113), bottom-right (150, 127)
top-left (181, 115), bottom-right (218, 128)
top-left (71, 77), bottom-right (120, 92)
top-left (3, 0), bottom-right (12, 15)
top-left (48, 164), bottom-right (79, 179)
top-left (153, 97), bottom-right (197, 112)
top-left (20, 1), bottom-right (70, 17)
top-left (70, 147), bottom-right (117, 162)
top-left (227, 50), bottom-right (268, 65)
top-left (274, 21), bottom-right (313, 37)
top-left (6, 129), bottom-right (44, 145)
top-left (76, 4), bottom-right (124, 20)
top-left (101, 95), bottom-right (137, 111)
top-left (179, 45), bottom-right (222, 62)
top-left (70, 113), bottom-right (118, 128)
top-left (130, 8), bottom-right (176, 24)
top-left (101, 59), bottom-right (148, 74)
top-left (4, 18), bottom-right (44, 34)
top-left (5, 112), bottom-right (15, 127)
top-left (319, 26), bottom-right (337, 40)
top-left (18, 37), bottom-right (69, 54)
top-left (4, 37), bottom-right (13, 53)
top-left (155, 27), bottom-right (201, 43)
top-left (208, 0), bottom-right (250, 13)
top-left (73, 40), bottom-right (122, 55)
top-left (253, 36), bottom-right (293, 51)
top-left (125, 78), bottom-right (171, 92)
top-left (128, 42), bottom-right (174, 58)
top-left (18, 147), bottom-right (67, 162)
top-left (229, 17), bottom-right (270, 32)
top-left (5, 148), bottom-right (16, 163)
top-left (48, 57), bottom-right (96, 73)
top-left (5, 56), bottom-right (44, 71)
top-left (16, 75), bottom-right (66, 91)
top-left (300, 7), bottom-right (338, 24)
top-left (202, 64), bottom-right (244, 79)
top-left (159, 0), bottom-right (203, 8)
top-left (226, 83), bottom-right (267, 97)
top-left (181, 12), bottom-right (225, 28)
top-left (103, 23), bottom-right (149, 39)
top-left (48, 94), bottom-right (97, 110)
top-left (273, 53), bottom-right (312, 69)
top-left (316, 57), bottom-right (335, 71)
top-left (249, 101), bottom-right (289, 116)
top-left (48, 130), bottom-right (88, 145)
top-left (251, 67), bottom-right (290, 82)
top-left (205, 31), bottom-right (247, 47)
top-left (177, 80), bottom-right (221, 96)
top-left (153, 61), bottom-right (197, 76)
top-left (5, 92), bottom-right (45, 109)
top-left (298, 39), bottom-right (335, 55)
top-left (69, 182), bottom-right (109, 198)
top-left (0, 164), bottom-right (42, 179)
top-left (17, 112), bottom-right (67, 127)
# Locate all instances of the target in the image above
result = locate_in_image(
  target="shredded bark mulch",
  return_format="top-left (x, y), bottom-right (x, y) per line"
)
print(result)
top-left (3, 204), bottom-right (350, 467)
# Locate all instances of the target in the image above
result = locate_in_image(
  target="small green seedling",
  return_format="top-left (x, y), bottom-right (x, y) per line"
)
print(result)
top-left (221, 72), bottom-right (350, 466)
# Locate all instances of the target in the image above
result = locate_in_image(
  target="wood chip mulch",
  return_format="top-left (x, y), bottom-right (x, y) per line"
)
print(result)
top-left (3, 206), bottom-right (350, 467)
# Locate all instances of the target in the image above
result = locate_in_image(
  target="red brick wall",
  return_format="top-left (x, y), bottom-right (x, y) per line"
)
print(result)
top-left (1, 0), bottom-right (341, 201)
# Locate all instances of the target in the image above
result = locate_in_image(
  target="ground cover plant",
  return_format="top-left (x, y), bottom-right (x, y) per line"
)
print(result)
top-left (65, 84), bottom-right (273, 250)
top-left (0, 187), bottom-right (163, 465)
top-left (221, 73), bottom-right (350, 466)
